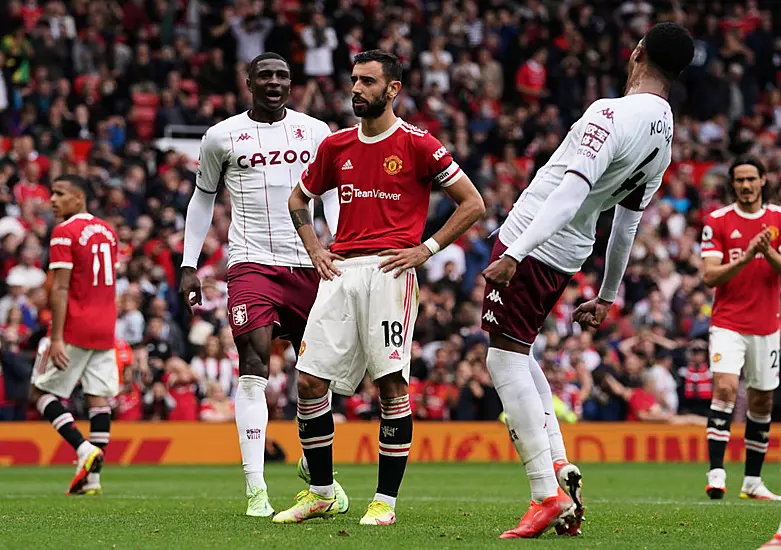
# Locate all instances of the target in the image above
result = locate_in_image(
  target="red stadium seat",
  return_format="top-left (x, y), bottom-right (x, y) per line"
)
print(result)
top-left (132, 92), bottom-right (160, 108)
top-left (181, 79), bottom-right (199, 95)
top-left (132, 106), bottom-right (157, 123)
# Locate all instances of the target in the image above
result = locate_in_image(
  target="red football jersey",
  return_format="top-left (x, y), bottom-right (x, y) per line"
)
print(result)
top-left (299, 118), bottom-right (462, 255)
top-left (701, 204), bottom-right (781, 336)
top-left (49, 213), bottom-right (118, 349)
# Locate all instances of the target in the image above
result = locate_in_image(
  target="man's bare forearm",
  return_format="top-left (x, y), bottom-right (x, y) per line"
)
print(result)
top-left (429, 195), bottom-right (485, 249)
top-left (764, 247), bottom-right (781, 275)
top-left (289, 187), bottom-right (323, 255)
top-left (50, 287), bottom-right (68, 342)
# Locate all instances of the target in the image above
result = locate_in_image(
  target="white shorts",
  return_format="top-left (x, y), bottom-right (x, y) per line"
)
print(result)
top-left (296, 256), bottom-right (419, 396)
top-left (31, 337), bottom-right (119, 398)
top-left (709, 326), bottom-right (780, 391)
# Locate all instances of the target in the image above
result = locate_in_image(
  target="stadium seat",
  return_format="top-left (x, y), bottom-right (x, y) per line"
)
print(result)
top-left (132, 92), bottom-right (160, 108)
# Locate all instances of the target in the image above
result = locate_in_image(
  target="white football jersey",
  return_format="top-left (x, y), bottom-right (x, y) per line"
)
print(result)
top-left (197, 109), bottom-right (334, 268)
top-left (501, 93), bottom-right (673, 273)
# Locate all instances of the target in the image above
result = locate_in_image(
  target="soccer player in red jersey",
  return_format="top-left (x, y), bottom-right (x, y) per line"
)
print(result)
top-left (701, 156), bottom-right (781, 503)
top-left (273, 50), bottom-right (484, 526)
top-left (29, 174), bottom-right (119, 495)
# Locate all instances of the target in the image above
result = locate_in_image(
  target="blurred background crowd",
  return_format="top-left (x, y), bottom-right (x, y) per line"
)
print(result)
top-left (1, 0), bottom-right (780, 424)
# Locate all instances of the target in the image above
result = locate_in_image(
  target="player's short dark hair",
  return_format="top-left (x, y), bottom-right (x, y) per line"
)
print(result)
top-left (248, 52), bottom-right (290, 80)
top-left (54, 173), bottom-right (91, 199)
top-left (729, 155), bottom-right (766, 180)
top-left (353, 49), bottom-right (403, 84)
top-left (643, 22), bottom-right (694, 81)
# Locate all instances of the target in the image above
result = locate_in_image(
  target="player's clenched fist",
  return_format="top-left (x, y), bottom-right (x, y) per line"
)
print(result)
top-left (378, 245), bottom-right (432, 278)
top-left (482, 256), bottom-right (517, 287)
top-left (311, 248), bottom-right (344, 280)
top-left (572, 298), bottom-right (612, 330)
top-left (179, 267), bottom-right (202, 315)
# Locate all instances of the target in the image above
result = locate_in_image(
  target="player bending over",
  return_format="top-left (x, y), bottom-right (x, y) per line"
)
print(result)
top-left (480, 22), bottom-right (694, 539)
top-left (272, 49), bottom-right (484, 526)
top-left (30, 174), bottom-right (119, 495)
top-left (701, 156), bottom-right (781, 502)
top-left (180, 53), bottom-right (342, 518)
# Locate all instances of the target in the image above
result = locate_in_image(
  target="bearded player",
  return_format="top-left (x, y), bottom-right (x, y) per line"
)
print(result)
top-left (30, 174), bottom-right (119, 495)
top-left (272, 49), bottom-right (484, 526)
top-left (180, 53), bottom-right (343, 518)
top-left (701, 156), bottom-right (781, 504)
top-left (480, 22), bottom-right (694, 538)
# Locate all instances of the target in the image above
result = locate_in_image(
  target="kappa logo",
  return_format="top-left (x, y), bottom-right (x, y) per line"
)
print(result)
top-left (342, 159), bottom-right (353, 170)
top-left (482, 310), bottom-right (498, 324)
top-left (486, 289), bottom-right (503, 305)
top-left (599, 108), bottom-right (615, 122)
top-left (231, 304), bottom-right (248, 326)
top-left (236, 133), bottom-right (252, 142)
top-left (730, 229), bottom-right (742, 239)
top-left (388, 349), bottom-right (401, 360)
top-left (291, 125), bottom-right (307, 140)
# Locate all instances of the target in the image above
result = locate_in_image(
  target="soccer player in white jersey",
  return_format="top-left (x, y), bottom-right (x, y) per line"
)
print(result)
top-left (179, 53), bottom-right (343, 518)
top-left (480, 22), bottom-right (694, 539)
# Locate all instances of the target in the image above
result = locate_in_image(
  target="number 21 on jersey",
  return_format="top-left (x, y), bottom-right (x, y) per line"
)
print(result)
top-left (91, 242), bottom-right (114, 286)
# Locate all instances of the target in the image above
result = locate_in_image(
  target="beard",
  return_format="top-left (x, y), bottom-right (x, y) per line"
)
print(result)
top-left (352, 88), bottom-right (389, 119)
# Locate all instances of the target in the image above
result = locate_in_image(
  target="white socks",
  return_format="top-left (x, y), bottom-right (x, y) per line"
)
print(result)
top-left (529, 351), bottom-right (568, 463)
top-left (235, 375), bottom-right (269, 493)
top-left (486, 348), bottom-right (559, 502)
top-left (374, 493), bottom-right (396, 508)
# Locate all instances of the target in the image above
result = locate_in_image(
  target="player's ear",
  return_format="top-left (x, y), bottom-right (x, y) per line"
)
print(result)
top-left (246, 77), bottom-right (251, 92)
top-left (387, 81), bottom-right (402, 101)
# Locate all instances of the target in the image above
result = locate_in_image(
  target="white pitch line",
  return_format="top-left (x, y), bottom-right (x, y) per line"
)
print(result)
top-left (0, 494), bottom-right (766, 506)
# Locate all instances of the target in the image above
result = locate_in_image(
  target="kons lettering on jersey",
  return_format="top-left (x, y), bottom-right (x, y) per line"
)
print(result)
top-left (649, 117), bottom-right (673, 145)
top-left (236, 149), bottom-right (312, 169)
top-left (339, 183), bottom-right (402, 204)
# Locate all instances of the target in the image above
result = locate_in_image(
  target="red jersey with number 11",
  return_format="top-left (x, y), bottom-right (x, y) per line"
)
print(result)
top-left (700, 203), bottom-right (781, 336)
top-left (299, 118), bottom-right (462, 255)
top-left (49, 213), bottom-right (118, 349)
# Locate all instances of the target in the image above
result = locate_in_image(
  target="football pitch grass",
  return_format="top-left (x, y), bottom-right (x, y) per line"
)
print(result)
top-left (1, 463), bottom-right (779, 549)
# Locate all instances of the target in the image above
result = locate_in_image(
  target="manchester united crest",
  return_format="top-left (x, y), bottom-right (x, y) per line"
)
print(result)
top-left (769, 226), bottom-right (779, 241)
top-left (712, 352), bottom-right (722, 363)
top-left (231, 304), bottom-right (248, 327)
top-left (299, 341), bottom-right (307, 356)
top-left (383, 155), bottom-right (403, 176)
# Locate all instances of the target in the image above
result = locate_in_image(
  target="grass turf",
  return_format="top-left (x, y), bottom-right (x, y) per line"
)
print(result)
top-left (0, 463), bottom-right (779, 549)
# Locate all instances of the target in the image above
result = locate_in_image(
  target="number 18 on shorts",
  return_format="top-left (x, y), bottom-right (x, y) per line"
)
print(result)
top-left (296, 256), bottom-right (419, 396)
top-left (709, 326), bottom-right (781, 391)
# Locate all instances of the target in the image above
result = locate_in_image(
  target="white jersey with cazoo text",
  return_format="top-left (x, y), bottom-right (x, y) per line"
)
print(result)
top-left (196, 109), bottom-right (335, 268)
top-left (500, 93), bottom-right (673, 274)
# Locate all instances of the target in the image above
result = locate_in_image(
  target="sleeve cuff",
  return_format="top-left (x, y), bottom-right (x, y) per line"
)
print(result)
top-left (701, 251), bottom-right (724, 259)
top-left (299, 180), bottom-right (320, 199)
top-left (49, 262), bottom-right (73, 270)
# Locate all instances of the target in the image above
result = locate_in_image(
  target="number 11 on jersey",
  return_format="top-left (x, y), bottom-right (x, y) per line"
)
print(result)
top-left (91, 242), bottom-right (114, 287)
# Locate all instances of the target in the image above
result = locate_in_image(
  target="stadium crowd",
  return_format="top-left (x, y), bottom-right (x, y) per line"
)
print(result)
top-left (1, 0), bottom-right (781, 424)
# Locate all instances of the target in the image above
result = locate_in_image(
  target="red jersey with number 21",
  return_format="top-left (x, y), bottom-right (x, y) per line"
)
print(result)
top-left (49, 213), bottom-right (118, 349)
top-left (299, 118), bottom-right (462, 255)
top-left (700, 203), bottom-right (781, 336)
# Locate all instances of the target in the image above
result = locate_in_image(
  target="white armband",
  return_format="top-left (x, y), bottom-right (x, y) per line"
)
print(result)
top-left (423, 237), bottom-right (441, 255)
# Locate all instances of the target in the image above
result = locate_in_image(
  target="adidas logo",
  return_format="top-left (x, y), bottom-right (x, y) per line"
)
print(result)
top-left (486, 289), bottom-right (503, 305)
top-left (342, 159), bottom-right (353, 170)
top-left (237, 133), bottom-right (252, 141)
top-left (730, 229), bottom-right (742, 239)
top-left (388, 349), bottom-right (401, 360)
top-left (482, 310), bottom-right (498, 324)
top-left (712, 418), bottom-right (727, 427)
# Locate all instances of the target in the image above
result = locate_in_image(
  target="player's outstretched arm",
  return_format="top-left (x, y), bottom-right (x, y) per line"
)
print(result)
top-left (703, 227), bottom-right (771, 287)
top-left (573, 205), bottom-right (643, 330)
top-left (180, 187), bottom-right (217, 314)
top-left (483, 173), bottom-right (590, 288)
top-left (49, 268), bottom-right (71, 369)
top-left (289, 184), bottom-right (344, 280)
top-left (379, 175), bottom-right (485, 278)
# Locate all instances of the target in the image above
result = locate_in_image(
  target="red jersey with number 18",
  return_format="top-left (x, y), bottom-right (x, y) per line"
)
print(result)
top-left (299, 118), bottom-right (462, 255)
top-left (700, 203), bottom-right (781, 336)
top-left (49, 213), bottom-right (118, 350)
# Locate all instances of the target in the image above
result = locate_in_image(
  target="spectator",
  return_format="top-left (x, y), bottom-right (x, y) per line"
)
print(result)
top-left (199, 381), bottom-right (235, 423)
top-left (301, 12), bottom-right (338, 79)
top-left (190, 335), bottom-right (233, 398)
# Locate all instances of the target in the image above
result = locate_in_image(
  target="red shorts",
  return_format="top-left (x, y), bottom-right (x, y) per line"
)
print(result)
top-left (227, 263), bottom-right (319, 347)
top-left (481, 239), bottom-right (572, 345)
